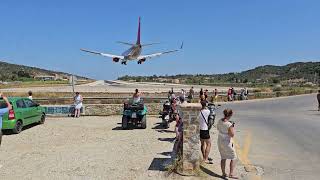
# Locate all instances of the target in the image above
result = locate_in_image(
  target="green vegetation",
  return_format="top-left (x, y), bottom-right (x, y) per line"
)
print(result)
top-left (0, 61), bottom-right (89, 82)
top-left (119, 62), bottom-right (320, 87)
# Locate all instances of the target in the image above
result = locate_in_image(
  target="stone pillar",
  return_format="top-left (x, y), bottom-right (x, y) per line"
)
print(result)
top-left (177, 103), bottom-right (202, 175)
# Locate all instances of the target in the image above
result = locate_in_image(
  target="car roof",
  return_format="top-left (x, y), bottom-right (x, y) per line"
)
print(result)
top-left (6, 97), bottom-right (27, 102)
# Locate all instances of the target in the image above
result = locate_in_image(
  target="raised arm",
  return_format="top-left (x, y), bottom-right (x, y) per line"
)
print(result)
top-left (0, 93), bottom-right (12, 110)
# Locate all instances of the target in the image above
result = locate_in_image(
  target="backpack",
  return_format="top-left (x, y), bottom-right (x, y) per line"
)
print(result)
top-left (201, 110), bottom-right (214, 130)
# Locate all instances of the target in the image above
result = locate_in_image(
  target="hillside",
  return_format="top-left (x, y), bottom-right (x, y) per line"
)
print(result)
top-left (118, 62), bottom-right (320, 86)
top-left (0, 61), bottom-right (90, 82)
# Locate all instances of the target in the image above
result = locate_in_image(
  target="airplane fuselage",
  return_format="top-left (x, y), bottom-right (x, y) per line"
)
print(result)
top-left (122, 44), bottom-right (142, 60)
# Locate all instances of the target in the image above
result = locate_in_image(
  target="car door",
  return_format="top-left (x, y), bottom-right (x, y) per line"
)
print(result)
top-left (23, 99), bottom-right (39, 125)
top-left (15, 99), bottom-right (30, 125)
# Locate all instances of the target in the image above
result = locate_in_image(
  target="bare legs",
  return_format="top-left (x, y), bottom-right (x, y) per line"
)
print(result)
top-left (220, 159), bottom-right (238, 178)
top-left (200, 139), bottom-right (211, 162)
top-left (74, 109), bottom-right (80, 118)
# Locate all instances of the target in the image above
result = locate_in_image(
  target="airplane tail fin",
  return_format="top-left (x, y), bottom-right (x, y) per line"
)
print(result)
top-left (136, 17), bottom-right (141, 45)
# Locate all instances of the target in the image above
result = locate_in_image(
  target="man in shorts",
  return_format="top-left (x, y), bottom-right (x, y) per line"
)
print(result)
top-left (0, 93), bottom-right (12, 147)
top-left (199, 100), bottom-right (212, 163)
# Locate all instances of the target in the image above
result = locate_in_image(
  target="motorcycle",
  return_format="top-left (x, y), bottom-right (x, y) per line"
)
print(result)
top-left (207, 102), bottom-right (221, 127)
top-left (159, 100), bottom-right (173, 128)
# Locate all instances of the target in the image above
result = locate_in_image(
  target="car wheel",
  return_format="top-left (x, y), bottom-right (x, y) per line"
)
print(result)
top-left (141, 115), bottom-right (147, 129)
top-left (122, 116), bottom-right (128, 130)
top-left (39, 114), bottom-right (46, 124)
top-left (13, 120), bottom-right (23, 134)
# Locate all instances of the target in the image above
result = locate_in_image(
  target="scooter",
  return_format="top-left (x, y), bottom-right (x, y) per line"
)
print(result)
top-left (159, 101), bottom-right (172, 128)
top-left (207, 103), bottom-right (221, 127)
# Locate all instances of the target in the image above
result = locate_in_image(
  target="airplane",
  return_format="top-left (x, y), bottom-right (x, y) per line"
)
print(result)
top-left (80, 17), bottom-right (183, 65)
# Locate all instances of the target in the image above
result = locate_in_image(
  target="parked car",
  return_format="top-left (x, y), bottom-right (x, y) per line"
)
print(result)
top-left (0, 97), bottom-right (46, 134)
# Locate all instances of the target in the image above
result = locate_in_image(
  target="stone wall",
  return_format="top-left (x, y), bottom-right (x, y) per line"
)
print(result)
top-left (177, 103), bottom-right (202, 175)
top-left (44, 103), bottom-right (162, 116)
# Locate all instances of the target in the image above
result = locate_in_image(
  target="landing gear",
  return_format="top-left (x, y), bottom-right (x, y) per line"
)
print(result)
top-left (137, 61), bottom-right (142, 64)
top-left (121, 61), bottom-right (127, 65)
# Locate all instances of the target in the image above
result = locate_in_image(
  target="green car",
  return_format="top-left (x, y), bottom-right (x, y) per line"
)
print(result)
top-left (0, 97), bottom-right (46, 134)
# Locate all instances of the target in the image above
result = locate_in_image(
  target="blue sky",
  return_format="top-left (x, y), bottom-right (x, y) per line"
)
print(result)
top-left (1, 0), bottom-right (320, 80)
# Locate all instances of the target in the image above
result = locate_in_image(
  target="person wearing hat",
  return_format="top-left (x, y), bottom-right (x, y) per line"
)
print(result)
top-left (0, 93), bottom-right (12, 146)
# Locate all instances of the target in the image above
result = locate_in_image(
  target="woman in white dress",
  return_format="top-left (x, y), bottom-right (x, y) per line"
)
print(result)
top-left (217, 109), bottom-right (238, 179)
top-left (74, 92), bottom-right (83, 118)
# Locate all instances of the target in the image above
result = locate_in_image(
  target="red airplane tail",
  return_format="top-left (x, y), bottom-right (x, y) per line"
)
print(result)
top-left (136, 17), bottom-right (141, 45)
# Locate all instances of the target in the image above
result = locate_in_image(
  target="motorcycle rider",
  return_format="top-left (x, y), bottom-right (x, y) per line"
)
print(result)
top-left (0, 92), bottom-right (12, 147)
top-left (133, 89), bottom-right (141, 103)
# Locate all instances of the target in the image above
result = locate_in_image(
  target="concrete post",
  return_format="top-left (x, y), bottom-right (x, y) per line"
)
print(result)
top-left (177, 103), bottom-right (202, 175)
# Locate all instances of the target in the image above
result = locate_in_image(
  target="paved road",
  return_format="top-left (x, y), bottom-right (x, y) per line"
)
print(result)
top-left (217, 94), bottom-right (320, 179)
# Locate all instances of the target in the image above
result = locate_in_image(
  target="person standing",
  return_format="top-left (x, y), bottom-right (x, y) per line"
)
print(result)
top-left (188, 87), bottom-right (195, 103)
top-left (199, 100), bottom-right (212, 164)
top-left (204, 89), bottom-right (209, 101)
top-left (199, 88), bottom-right (205, 102)
top-left (28, 91), bottom-right (33, 100)
top-left (317, 90), bottom-right (320, 111)
top-left (214, 89), bottom-right (218, 102)
top-left (217, 109), bottom-right (238, 179)
top-left (0, 93), bottom-right (12, 147)
top-left (227, 88), bottom-right (232, 101)
top-left (74, 92), bottom-right (83, 118)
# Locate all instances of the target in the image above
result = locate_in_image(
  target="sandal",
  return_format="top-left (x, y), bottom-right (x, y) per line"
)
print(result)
top-left (229, 175), bottom-right (239, 179)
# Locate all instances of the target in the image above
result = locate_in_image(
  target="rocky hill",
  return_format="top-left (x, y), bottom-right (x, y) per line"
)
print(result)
top-left (0, 61), bottom-right (89, 81)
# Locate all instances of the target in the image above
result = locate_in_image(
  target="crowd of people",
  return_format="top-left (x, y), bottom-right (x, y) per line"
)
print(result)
top-left (166, 87), bottom-right (239, 178)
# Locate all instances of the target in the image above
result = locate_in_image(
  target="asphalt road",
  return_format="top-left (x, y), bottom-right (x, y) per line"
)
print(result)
top-left (217, 94), bottom-right (320, 179)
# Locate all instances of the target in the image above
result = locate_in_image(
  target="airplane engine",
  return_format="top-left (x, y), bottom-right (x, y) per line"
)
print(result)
top-left (113, 58), bottom-right (120, 62)
top-left (138, 58), bottom-right (146, 64)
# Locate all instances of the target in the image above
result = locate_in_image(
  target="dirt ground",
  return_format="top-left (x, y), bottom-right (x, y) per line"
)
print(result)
top-left (0, 116), bottom-right (246, 180)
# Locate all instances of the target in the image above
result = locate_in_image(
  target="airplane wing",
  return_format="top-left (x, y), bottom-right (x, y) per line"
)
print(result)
top-left (137, 50), bottom-right (179, 60)
top-left (138, 42), bottom-right (183, 60)
top-left (80, 49), bottom-right (124, 59)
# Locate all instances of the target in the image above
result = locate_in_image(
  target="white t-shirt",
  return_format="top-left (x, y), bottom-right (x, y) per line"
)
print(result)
top-left (199, 109), bottom-right (210, 130)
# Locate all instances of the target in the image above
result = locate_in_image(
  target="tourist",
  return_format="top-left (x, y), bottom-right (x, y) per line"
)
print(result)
top-left (317, 90), bottom-right (320, 111)
top-left (188, 87), bottom-right (194, 103)
top-left (217, 109), bottom-right (238, 179)
top-left (199, 88), bottom-right (205, 102)
top-left (28, 91), bottom-right (33, 100)
top-left (199, 100), bottom-right (212, 164)
top-left (0, 93), bottom-right (12, 147)
top-left (204, 89), bottom-right (209, 101)
top-left (214, 89), bottom-right (218, 102)
top-left (244, 87), bottom-right (249, 100)
top-left (133, 89), bottom-right (142, 104)
top-left (74, 92), bottom-right (83, 118)
top-left (227, 88), bottom-right (233, 101)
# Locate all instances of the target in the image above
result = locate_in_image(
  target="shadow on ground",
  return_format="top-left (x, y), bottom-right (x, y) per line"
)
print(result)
top-left (3, 123), bottom-right (40, 135)
top-left (200, 166), bottom-right (227, 180)
top-left (148, 158), bottom-right (171, 171)
top-left (158, 137), bottom-right (175, 142)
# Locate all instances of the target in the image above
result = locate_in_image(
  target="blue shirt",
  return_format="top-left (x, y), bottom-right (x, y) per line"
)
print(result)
top-left (0, 108), bottom-right (9, 129)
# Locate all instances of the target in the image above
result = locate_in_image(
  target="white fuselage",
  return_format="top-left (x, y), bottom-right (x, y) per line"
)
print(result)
top-left (122, 44), bottom-right (142, 60)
